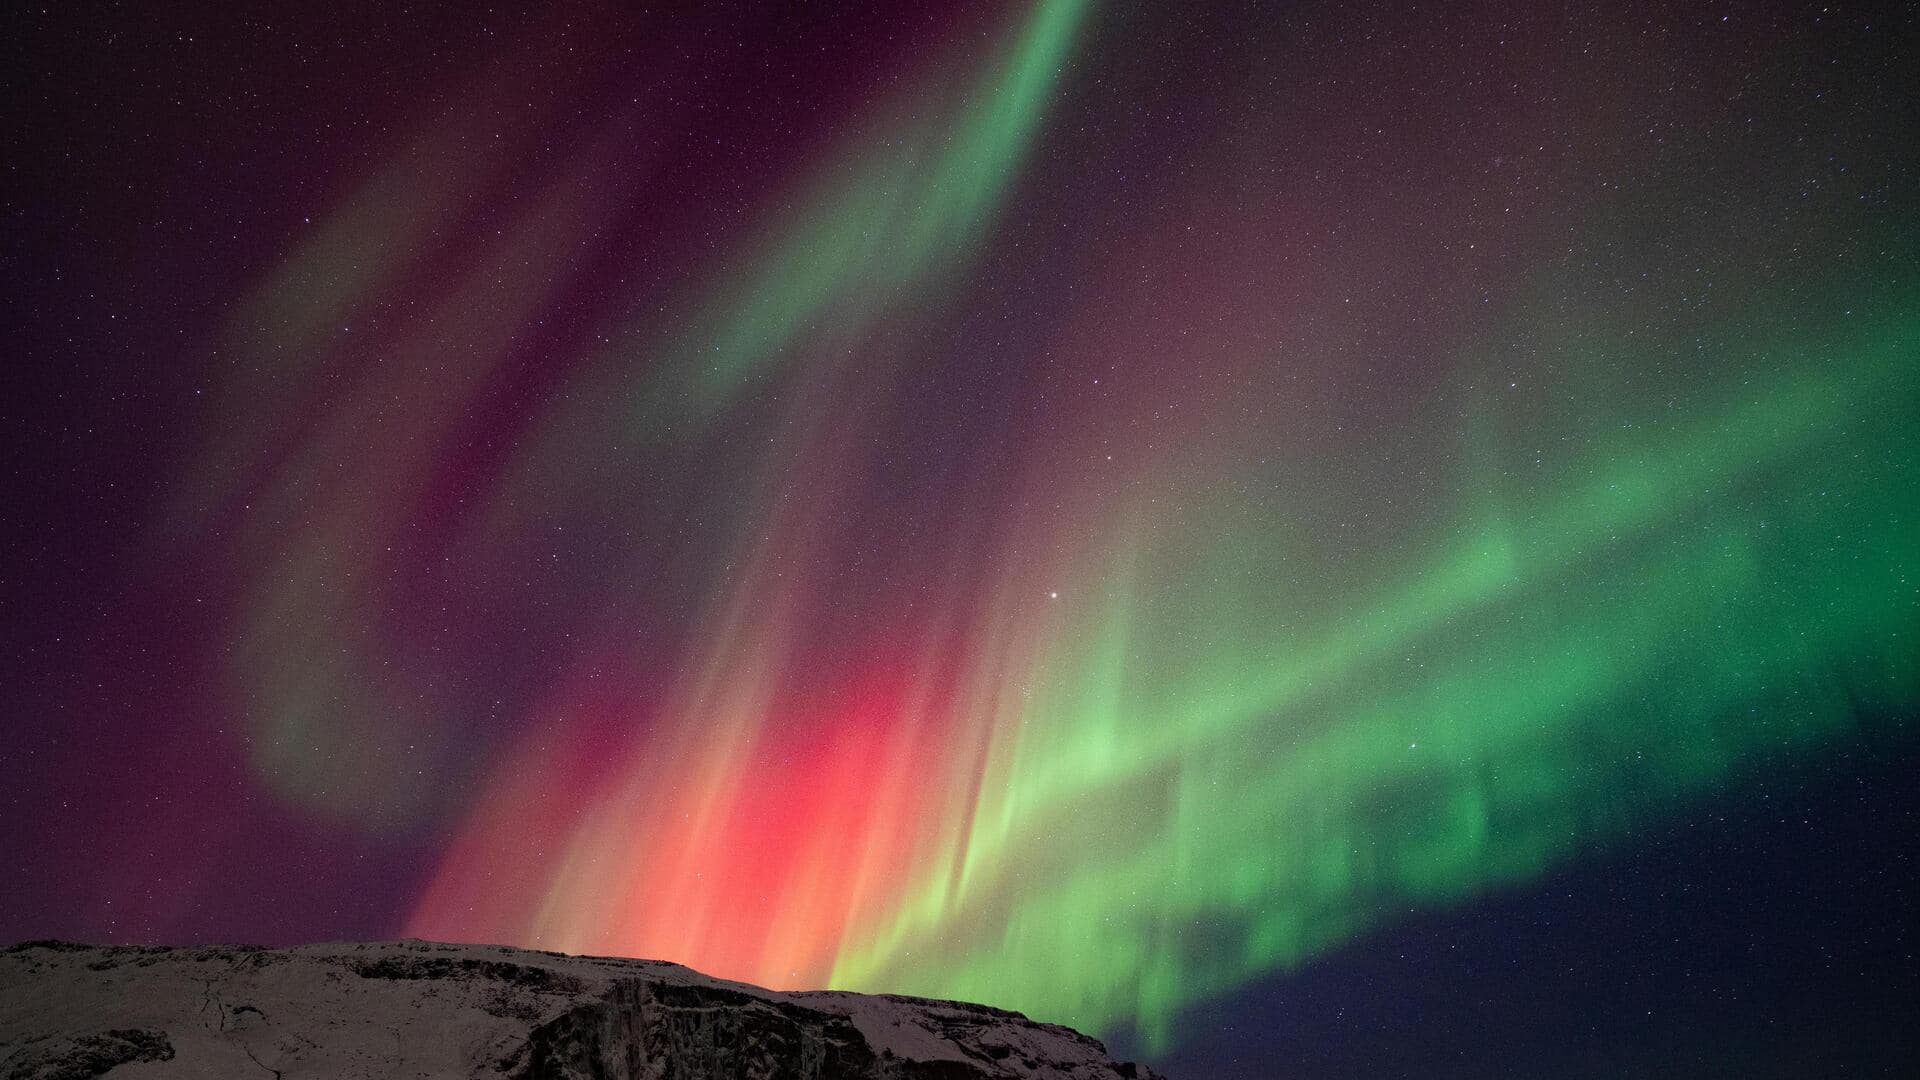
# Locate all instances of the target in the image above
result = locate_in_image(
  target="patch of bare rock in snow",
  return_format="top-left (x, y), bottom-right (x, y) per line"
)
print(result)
top-left (0, 939), bottom-right (1166, 1079)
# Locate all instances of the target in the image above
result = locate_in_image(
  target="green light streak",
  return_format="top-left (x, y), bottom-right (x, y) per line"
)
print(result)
top-left (831, 294), bottom-right (1920, 1050)
top-left (628, 0), bottom-right (1089, 432)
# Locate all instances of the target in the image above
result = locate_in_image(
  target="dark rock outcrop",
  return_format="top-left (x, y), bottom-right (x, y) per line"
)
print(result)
top-left (0, 940), bottom-right (1163, 1079)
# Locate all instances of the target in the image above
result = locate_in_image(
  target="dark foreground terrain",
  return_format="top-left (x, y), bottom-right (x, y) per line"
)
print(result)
top-left (0, 940), bottom-right (1162, 1079)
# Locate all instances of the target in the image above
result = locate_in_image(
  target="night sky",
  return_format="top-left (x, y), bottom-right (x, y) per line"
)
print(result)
top-left (4, 2), bottom-right (1919, 1077)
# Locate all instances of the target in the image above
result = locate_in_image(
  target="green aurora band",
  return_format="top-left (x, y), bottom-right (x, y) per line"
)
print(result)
top-left (157, 0), bottom-right (1920, 1057)
top-left (827, 288), bottom-right (1920, 1048)
top-left (624, 0), bottom-right (1093, 434)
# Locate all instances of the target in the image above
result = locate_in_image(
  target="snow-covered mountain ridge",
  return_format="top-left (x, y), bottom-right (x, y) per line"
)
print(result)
top-left (0, 939), bottom-right (1164, 1079)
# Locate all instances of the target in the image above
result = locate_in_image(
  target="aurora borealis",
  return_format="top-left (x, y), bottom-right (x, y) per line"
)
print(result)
top-left (5, 1), bottom-right (1919, 1075)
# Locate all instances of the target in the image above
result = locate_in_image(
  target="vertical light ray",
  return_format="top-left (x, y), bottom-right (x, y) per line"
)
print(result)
top-left (144, 0), bottom-right (1918, 1058)
top-left (826, 297), bottom-right (1920, 1047)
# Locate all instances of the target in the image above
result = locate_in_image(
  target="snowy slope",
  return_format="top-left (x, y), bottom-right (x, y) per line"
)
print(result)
top-left (0, 940), bottom-right (1164, 1079)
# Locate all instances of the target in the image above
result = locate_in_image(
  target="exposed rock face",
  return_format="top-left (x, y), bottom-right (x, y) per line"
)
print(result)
top-left (0, 940), bottom-right (1164, 1079)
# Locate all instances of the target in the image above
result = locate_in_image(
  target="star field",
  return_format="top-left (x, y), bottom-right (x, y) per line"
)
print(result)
top-left (4, 2), bottom-right (1918, 1076)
